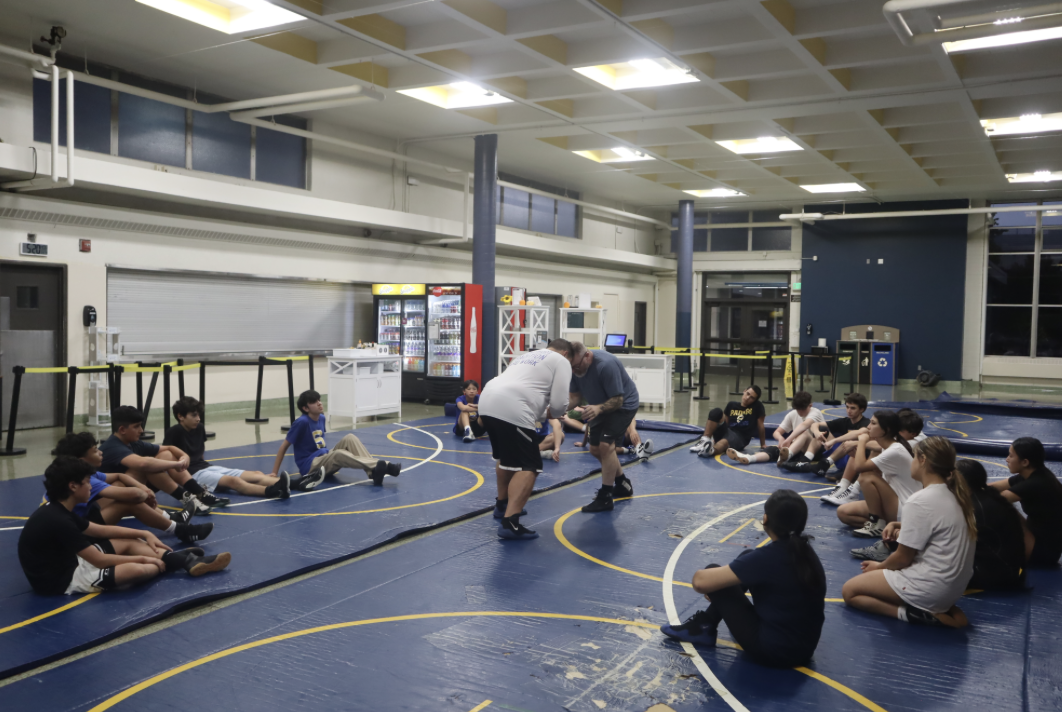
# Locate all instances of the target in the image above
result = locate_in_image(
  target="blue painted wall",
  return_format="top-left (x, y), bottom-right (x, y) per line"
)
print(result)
top-left (800, 200), bottom-right (968, 381)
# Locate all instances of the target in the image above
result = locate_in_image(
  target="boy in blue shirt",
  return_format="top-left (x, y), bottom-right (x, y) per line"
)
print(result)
top-left (271, 390), bottom-right (402, 490)
top-left (455, 380), bottom-right (487, 443)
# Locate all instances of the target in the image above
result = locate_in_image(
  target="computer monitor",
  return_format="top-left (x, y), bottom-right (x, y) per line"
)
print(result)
top-left (604, 333), bottom-right (627, 353)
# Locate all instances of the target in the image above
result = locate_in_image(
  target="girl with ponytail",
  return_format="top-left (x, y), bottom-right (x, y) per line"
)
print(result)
top-left (660, 490), bottom-right (827, 667)
top-left (842, 436), bottom-right (976, 628)
top-left (991, 437), bottom-right (1062, 567)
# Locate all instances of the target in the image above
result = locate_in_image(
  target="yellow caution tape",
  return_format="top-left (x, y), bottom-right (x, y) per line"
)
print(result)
top-left (265, 356), bottom-right (310, 362)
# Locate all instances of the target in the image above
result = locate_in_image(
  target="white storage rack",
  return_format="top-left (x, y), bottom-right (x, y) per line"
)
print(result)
top-left (87, 326), bottom-right (121, 427)
top-left (613, 353), bottom-right (673, 408)
top-left (498, 305), bottom-right (550, 374)
top-left (327, 347), bottom-right (402, 427)
top-left (559, 308), bottom-right (607, 349)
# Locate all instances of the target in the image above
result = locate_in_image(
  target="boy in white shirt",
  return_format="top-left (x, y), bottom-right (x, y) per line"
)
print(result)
top-left (726, 391), bottom-right (824, 465)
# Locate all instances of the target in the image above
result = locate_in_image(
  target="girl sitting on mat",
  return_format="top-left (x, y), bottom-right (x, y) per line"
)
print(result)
top-left (958, 459), bottom-right (1025, 590)
top-left (991, 437), bottom-right (1062, 568)
top-left (660, 489), bottom-right (826, 668)
top-left (842, 436), bottom-right (976, 628)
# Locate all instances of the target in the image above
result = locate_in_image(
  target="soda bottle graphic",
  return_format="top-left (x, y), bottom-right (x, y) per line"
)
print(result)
top-left (470, 308), bottom-right (477, 354)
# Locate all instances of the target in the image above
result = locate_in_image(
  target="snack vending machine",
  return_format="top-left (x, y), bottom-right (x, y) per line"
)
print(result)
top-left (372, 284), bottom-right (427, 400)
top-left (425, 283), bottom-right (482, 402)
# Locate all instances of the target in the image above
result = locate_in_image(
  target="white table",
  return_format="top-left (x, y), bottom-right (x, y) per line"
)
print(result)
top-left (327, 353), bottom-right (402, 426)
top-left (614, 353), bottom-right (673, 408)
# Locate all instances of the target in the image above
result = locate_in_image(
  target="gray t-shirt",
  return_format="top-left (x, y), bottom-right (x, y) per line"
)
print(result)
top-left (479, 350), bottom-right (573, 430)
top-left (569, 350), bottom-right (639, 412)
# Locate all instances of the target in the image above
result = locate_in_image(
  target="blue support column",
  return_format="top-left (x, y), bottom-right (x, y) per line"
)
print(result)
top-left (473, 134), bottom-right (499, 383)
top-left (675, 200), bottom-right (694, 389)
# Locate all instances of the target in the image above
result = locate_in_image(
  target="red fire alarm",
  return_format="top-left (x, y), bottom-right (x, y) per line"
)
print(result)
top-left (79, 239), bottom-right (91, 253)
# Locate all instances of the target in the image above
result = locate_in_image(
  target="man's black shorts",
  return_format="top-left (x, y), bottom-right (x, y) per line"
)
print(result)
top-left (713, 423), bottom-right (753, 451)
top-left (453, 419), bottom-right (487, 438)
top-left (481, 416), bottom-right (544, 473)
top-left (586, 408), bottom-right (637, 447)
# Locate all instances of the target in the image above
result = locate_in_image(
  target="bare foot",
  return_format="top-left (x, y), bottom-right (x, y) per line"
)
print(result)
top-left (935, 605), bottom-right (969, 628)
top-left (726, 448), bottom-right (750, 464)
top-left (777, 447), bottom-right (790, 466)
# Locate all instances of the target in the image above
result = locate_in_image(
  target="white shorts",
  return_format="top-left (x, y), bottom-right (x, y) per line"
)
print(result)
top-left (192, 466), bottom-right (244, 492)
top-left (65, 543), bottom-right (116, 595)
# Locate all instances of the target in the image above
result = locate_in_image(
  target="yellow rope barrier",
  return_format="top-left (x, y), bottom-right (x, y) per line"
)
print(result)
top-left (265, 356), bottom-right (310, 362)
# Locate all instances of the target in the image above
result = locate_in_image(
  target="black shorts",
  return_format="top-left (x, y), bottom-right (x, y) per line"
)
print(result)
top-left (453, 419), bottom-right (487, 438)
top-left (586, 408), bottom-right (637, 447)
top-left (86, 500), bottom-right (106, 525)
top-left (482, 416), bottom-right (544, 473)
top-left (714, 424), bottom-right (753, 451)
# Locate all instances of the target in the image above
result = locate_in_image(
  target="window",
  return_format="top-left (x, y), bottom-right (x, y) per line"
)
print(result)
top-left (669, 210), bottom-right (794, 253)
top-left (984, 201), bottom-right (1062, 357)
top-left (16, 286), bottom-right (39, 309)
top-left (497, 173), bottom-right (580, 238)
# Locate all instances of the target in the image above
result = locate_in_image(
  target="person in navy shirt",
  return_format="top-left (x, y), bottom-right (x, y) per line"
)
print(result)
top-left (455, 380), bottom-right (487, 443)
top-left (271, 390), bottom-right (402, 489)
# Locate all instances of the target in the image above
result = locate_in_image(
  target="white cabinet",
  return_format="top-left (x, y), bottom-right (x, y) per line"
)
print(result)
top-left (327, 355), bottom-right (402, 426)
top-left (615, 354), bottom-right (672, 408)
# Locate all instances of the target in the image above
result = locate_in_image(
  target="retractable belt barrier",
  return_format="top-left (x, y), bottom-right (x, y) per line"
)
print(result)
top-left (1, 354), bottom-right (319, 457)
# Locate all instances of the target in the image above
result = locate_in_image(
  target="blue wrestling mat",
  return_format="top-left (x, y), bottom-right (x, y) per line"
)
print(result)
top-left (0, 417), bottom-right (697, 679)
top-left (4, 443), bottom-right (1059, 711)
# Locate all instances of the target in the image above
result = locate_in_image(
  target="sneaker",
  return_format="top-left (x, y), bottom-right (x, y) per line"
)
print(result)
top-left (614, 475), bottom-right (634, 498)
top-left (726, 448), bottom-right (751, 465)
top-left (181, 491), bottom-right (212, 516)
top-left (697, 442), bottom-right (716, 458)
top-left (823, 480), bottom-right (861, 506)
top-left (187, 551), bottom-right (232, 577)
top-left (462, 426), bottom-right (475, 444)
top-left (540, 449), bottom-right (554, 459)
top-left (776, 446), bottom-right (790, 466)
top-left (169, 499), bottom-right (195, 524)
top-left (659, 610), bottom-right (718, 646)
top-left (197, 490), bottom-right (230, 508)
top-left (386, 462), bottom-right (402, 478)
top-left (497, 519), bottom-right (539, 540)
top-left (689, 436), bottom-right (711, 453)
top-left (636, 439), bottom-right (655, 461)
top-left (852, 517), bottom-right (885, 538)
top-left (300, 466), bottom-right (327, 491)
top-left (175, 521), bottom-right (214, 544)
top-left (265, 471), bottom-right (291, 499)
top-left (581, 488), bottom-right (615, 513)
top-left (492, 500), bottom-right (528, 519)
top-left (780, 458), bottom-right (818, 473)
top-left (904, 605), bottom-right (945, 627)
top-left (850, 539), bottom-right (891, 561)
top-left (371, 461), bottom-right (388, 486)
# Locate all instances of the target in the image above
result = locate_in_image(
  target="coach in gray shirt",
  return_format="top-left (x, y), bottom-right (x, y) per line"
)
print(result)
top-left (568, 342), bottom-right (640, 513)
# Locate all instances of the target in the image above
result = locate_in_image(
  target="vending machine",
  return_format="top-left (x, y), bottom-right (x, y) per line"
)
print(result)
top-left (425, 283), bottom-right (483, 402)
top-left (372, 284), bottom-right (427, 400)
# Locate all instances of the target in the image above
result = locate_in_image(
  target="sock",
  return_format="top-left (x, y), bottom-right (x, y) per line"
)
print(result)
top-left (495, 498), bottom-right (508, 509)
top-left (464, 426), bottom-right (472, 435)
top-left (867, 514), bottom-right (879, 524)
top-left (161, 550), bottom-right (192, 572)
top-left (183, 479), bottom-right (205, 495)
top-left (826, 456), bottom-right (835, 465)
top-left (601, 484), bottom-right (615, 496)
top-left (803, 452), bottom-right (815, 461)
top-left (896, 606), bottom-right (909, 622)
top-left (835, 479), bottom-right (851, 492)
top-left (171, 485), bottom-right (187, 501)
top-left (165, 520), bottom-right (177, 534)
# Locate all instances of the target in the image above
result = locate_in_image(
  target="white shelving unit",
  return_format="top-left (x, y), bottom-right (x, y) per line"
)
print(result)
top-left (614, 353), bottom-right (672, 408)
top-left (87, 326), bottom-right (120, 427)
top-left (498, 305), bottom-right (550, 374)
top-left (327, 353), bottom-right (402, 426)
top-left (559, 308), bottom-right (607, 349)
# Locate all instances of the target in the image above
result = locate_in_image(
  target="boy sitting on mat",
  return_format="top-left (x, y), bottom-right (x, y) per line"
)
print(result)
top-left (100, 406), bottom-right (221, 516)
top-left (18, 457), bottom-right (230, 595)
top-left (727, 390), bottom-right (824, 465)
top-left (689, 385), bottom-right (766, 458)
top-left (780, 392), bottom-right (869, 475)
top-left (51, 432), bottom-right (213, 545)
top-left (454, 380), bottom-right (487, 443)
top-left (271, 390), bottom-right (401, 490)
top-left (164, 397), bottom-right (290, 500)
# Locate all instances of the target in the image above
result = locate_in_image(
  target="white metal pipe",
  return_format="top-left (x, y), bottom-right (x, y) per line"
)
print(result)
top-left (229, 93), bottom-right (383, 119)
top-left (884, 0), bottom-right (1062, 45)
top-left (497, 180), bottom-right (671, 230)
top-left (0, 43), bottom-right (51, 68)
top-left (51, 63), bottom-right (59, 183)
top-left (207, 85), bottom-right (374, 112)
top-left (780, 204), bottom-right (1061, 222)
top-left (938, 3), bottom-right (1062, 29)
top-left (65, 69), bottom-right (74, 187)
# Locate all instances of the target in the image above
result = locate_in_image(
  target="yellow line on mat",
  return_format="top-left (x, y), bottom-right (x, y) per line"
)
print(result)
top-left (0, 593), bottom-right (99, 635)
top-left (717, 518), bottom-right (755, 543)
top-left (467, 702), bottom-right (492, 712)
top-left (713, 454), bottom-right (822, 484)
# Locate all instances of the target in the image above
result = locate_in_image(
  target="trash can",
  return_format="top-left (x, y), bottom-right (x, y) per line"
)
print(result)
top-left (836, 341), bottom-right (857, 384)
top-left (857, 342), bottom-right (872, 385)
top-left (871, 342), bottom-right (898, 385)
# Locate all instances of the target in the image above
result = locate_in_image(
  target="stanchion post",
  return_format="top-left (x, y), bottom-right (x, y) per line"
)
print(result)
top-left (246, 356), bottom-right (269, 423)
top-left (163, 364), bottom-right (172, 431)
top-left (308, 354), bottom-right (315, 392)
top-left (789, 353), bottom-right (797, 398)
top-left (144, 370), bottom-right (158, 427)
top-left (281, 359), bottom-right (296, 432)
top-left (199, 362), bottom-right (215, 440)
top-left (1, 367), bottom-right (28, 456)
top-left (817, 353), bottom-right (827, 393)
top-left (693, 353), bottom-right (711, 401)
top-left (763, 351), bottom-right (778, 404)
top-left (114, 365), bottom-right (123, 412)
top-left (65, 367), bottom-right (78, 434)
top-left (729, 347), bottom-right (745, 396)
top-left (177, 359), bottom-right (186, 399)
top-left (136, 363), bottom-right (144, 413)
top-left (825, 353), bottom-right (842, 405)
top-left (106, 364), bottom-right (116, 414)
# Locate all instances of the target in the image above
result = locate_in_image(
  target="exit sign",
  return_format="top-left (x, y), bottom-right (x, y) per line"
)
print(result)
top-left (20, 242), bottom-right (48, 257)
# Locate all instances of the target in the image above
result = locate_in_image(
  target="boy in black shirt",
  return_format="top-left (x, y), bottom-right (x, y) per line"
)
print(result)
top-left (164, 397), bottom-right (290, 500)
top-left (781, 393), bottom-right (869, 475)
top-left (689, 386), bottom-right (766, 458)
top-left (17, 457), bottom-right (230, 595)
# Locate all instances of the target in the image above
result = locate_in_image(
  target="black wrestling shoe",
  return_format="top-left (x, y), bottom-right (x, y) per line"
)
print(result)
top-left (371, 461), bottom-right (388, 486)
top-left (265, 472), bottom-right (291, 499)
top-left (197, 490), bottom-right (230, 508)
top-left (176, 521), bottom-right (214, 544)
top-left (169, 499), bottom-right (195, 524)
top-left (903, 605), bottom-right (945, 627)
top-left (660, 609), bottom-right (718, 646)
top-left (299, 466), bottom-right (327, 491)
top-left (386, 462), bottom-right (402, 477)
top-left (614, 475), bottom-right (634, 498)
top-left (181, 491), bottom-right (212, 516)
top-left (492, 499), bottom-right (527, 519)
top-left (581, 488), bottom-right (614, 513)
top-left (187, 551), bottom-right (232, 577)
top-left (779, 458), bottom-right (818, 473)
top-left (497, 517), bottom-right (539, 540)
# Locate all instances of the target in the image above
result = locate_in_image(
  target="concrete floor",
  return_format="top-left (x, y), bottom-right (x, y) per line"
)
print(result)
top-left (3, 372), bottom-right (1059, 482)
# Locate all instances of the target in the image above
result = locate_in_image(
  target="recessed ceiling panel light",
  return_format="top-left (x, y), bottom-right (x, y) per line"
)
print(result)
top-left (716, 136), bottom-right (803, 155)
top-left (800, 183), bottom-right (866, 193)
top-left (943, 23), bottom-right (1062, 53)
top-left (572, 147), bottom-right (654, 163)
top-left (137, 0), bottom-right (303, 34)
top-left (1006, 171), bottom-right (1062, 183)
top-left (573, 57), bottom-right (699, 91)
top-left (397, 82), bottom-right (513, 110)
top-left (981, 112), bottom-right (1062, 137)
top-left (684, 189), bottom-right (746, 197)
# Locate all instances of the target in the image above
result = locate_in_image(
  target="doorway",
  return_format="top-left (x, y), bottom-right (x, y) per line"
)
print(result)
top-left (701, 281), bottom-right (790, 357)
top-left (1, 262), bottom-right (66, 429)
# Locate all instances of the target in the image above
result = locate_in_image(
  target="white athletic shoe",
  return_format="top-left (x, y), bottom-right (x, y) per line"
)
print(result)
top-left (726, 448), bottom-right (751, 465)
top-left (690, 436), bottom-right (711, 453)
top-left (824, 480), bottom-right (862, 506)
top-left (697, 441), bottom-right (716, 459)
top-left (540, 449), bottom-right (554, 459)
top-left (462, 426), bottom-right (475, 443)
top-left (852, 517), bottom-right (885, 538)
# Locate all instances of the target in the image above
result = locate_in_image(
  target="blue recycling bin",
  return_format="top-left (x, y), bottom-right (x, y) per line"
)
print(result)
top-left (871, 342), bottom-right (897, 385)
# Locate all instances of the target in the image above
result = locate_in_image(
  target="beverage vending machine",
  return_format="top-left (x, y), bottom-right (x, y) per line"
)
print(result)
top-left (426, 283), bottom-right (482, 402)
top-left (372, 284), bottom-right (427, 400)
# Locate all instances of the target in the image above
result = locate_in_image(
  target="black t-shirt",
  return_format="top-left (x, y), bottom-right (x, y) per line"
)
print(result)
top-left (826, 415), bottom-right (870, 438)
top-left (99, 434), bottom-right (160, 473)
top-left (163, 423), bottom-right (209, 474)
top-left (1009, 467), bottom-right (1062, 556)
top-left (17, 502), bottom-right (94, 595)
top-left (728, 540), bottom-right (826, 661)
top-left (722, 400), bottom-right (765, 432)
top-left (971, 490), bottom-right (1025, 583)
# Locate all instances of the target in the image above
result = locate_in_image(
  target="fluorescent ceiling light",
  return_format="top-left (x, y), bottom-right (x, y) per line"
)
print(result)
top-left (943, 23), bottom-right (1062, 53)
top-left (981, 112), bottom-right (1062, 137)
top-left (684, 189), bottom-right (746, 197)
top-left (136, 0), bottom-right (303, 34)
top-left (573, 57), bottom-right (699, 91)
top-left (572, 147), bottom-right (654, 163)
top-left (1006, 171), bottom-right (1062, 183)
top-left (800, 183), bottom-right (866, 194)
top-left (397, 82), bottom-right (513, 110)
top-left (716, 136), bottom-right (803, 155)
